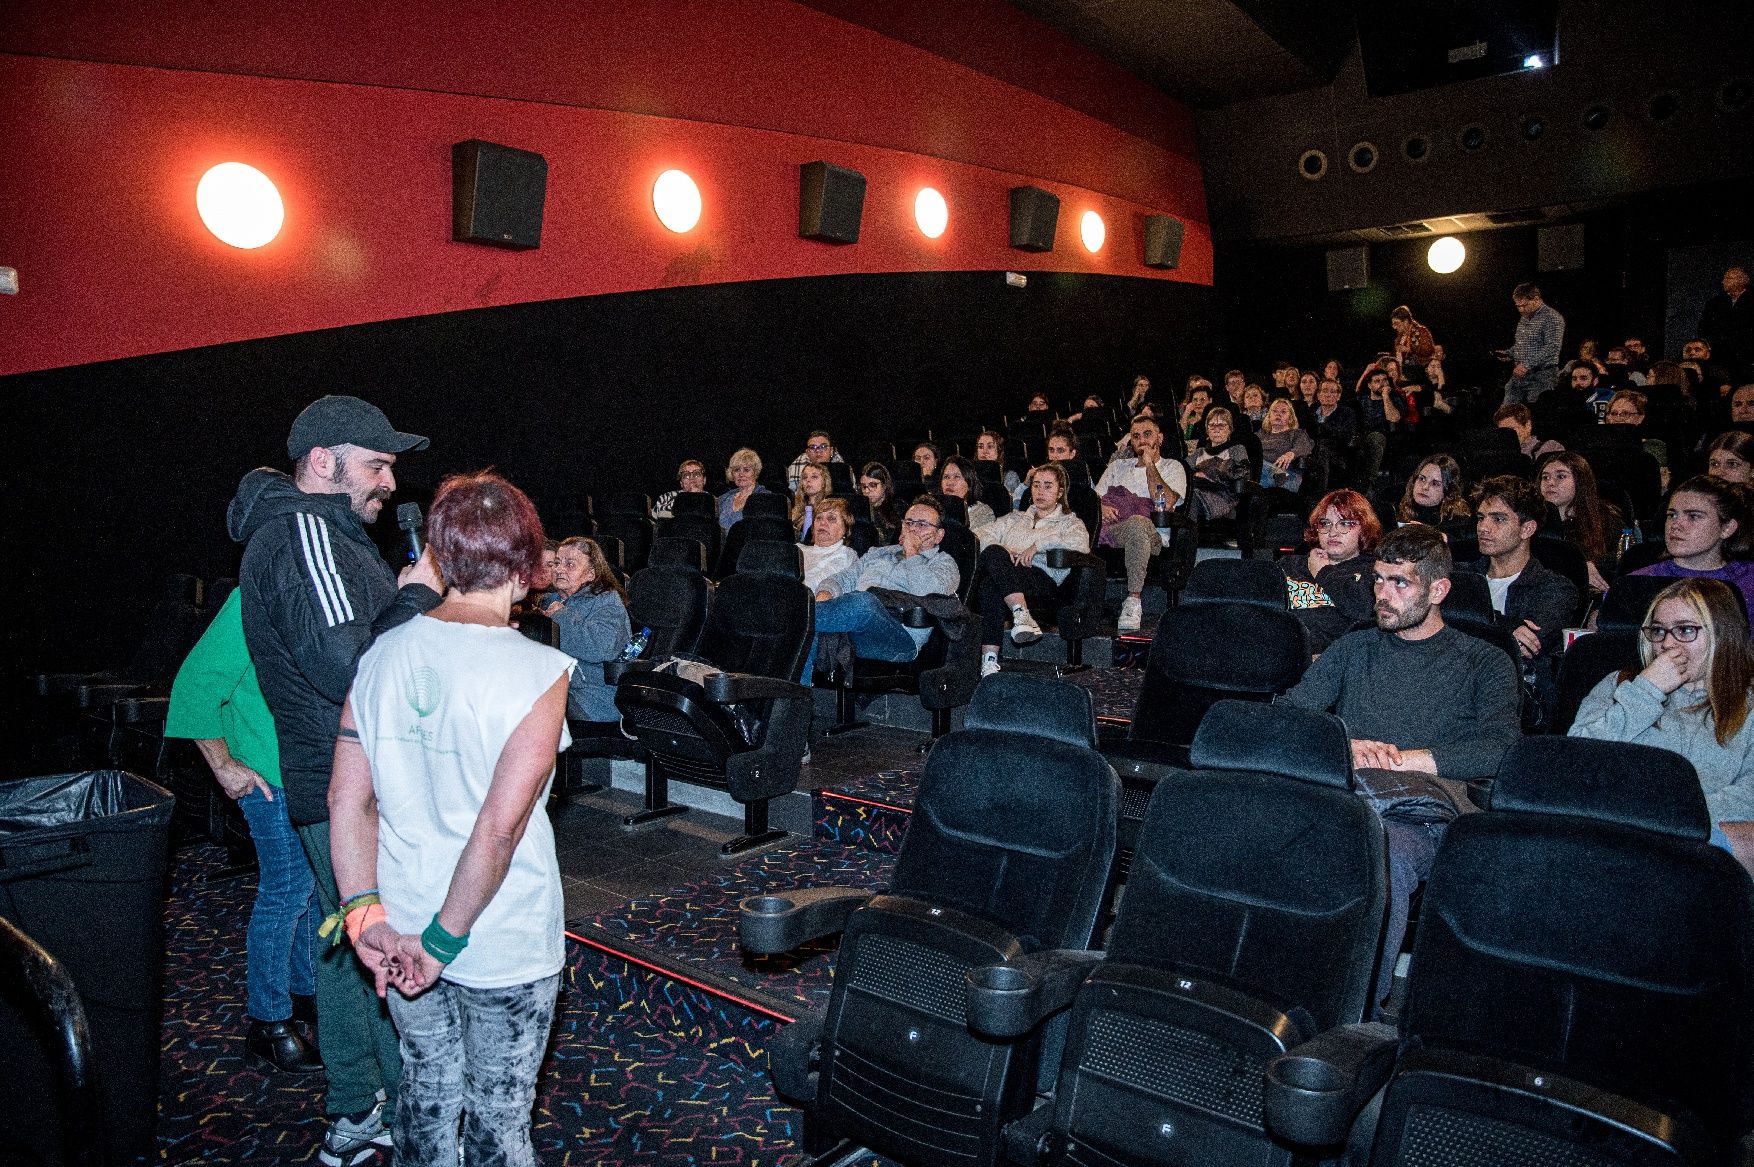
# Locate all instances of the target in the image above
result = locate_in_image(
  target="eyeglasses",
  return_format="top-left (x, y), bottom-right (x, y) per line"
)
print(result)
top-left (1315, 519), bottom-right (1360, 531)
top-left (680, 469), bottom-right (706, 479)
top-left (902, 518), bottom-right (940, 531)
top-left (1642, 623), bottom-right (1703, 644)
top-left (806, 442), bottom-right (831, 452)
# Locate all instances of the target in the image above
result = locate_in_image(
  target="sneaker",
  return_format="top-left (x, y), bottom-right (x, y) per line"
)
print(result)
top-left (980, 653), bottom-right (1002, 678)
top-left (1117, 596), bottom-right (1143, 633)
top-left (1008, 609), bottom-right (1042, 646)
top-left (319, 1101), bottom-right (393, 1167)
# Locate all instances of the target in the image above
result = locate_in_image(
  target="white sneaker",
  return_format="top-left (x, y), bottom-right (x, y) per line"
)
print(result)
top-left (1008, 609), bottom-right (1042, 646)
top-left (1117, 596), bottom-right (1143, 633)
top-left (980, 654), bottom-right (1002, 678)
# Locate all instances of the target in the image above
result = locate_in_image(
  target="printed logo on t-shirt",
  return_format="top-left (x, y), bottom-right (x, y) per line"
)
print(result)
top-left (408, 666), bottom-right (443, 718)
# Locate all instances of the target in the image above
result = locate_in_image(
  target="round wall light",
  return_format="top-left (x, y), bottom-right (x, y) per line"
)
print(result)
top-left (196, 162), bottom-right (284, 249)
top-left (914, 187), bottom-right (948, 239)
top-left (652, 169), bottom-right (702, 233)
top-left (1079, 210), bottom-right (1105, 253)
top-left (1428, 236), bottom-right (1466, 274)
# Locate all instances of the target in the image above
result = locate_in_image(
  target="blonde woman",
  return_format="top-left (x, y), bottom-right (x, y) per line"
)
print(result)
top-left (975, 463), bottom-right (1090, 677)
top-left (790, 462), bottom-right (834, 542)
top-left (1258, 398), bottom-right (1313, 493)
top-left (718, 448), bottom-right (768, 530)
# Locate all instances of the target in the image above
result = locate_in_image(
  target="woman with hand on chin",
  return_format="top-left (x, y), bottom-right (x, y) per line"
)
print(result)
top-left (1570, 578), bottom-right (1754, 873)
top-left (1278, 489), bottom-right (1381, 654)
top-left (328, 471), bottom-right (572, 1167)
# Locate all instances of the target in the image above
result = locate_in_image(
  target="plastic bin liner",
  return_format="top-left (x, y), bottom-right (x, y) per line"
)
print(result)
top-left (0, 770), bottom-right (174, 1167)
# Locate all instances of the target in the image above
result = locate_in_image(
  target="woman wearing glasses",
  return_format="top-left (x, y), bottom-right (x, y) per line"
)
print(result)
top-left (1278, 488), bottom-right (1382, 654)
top-left (1570, 578), bottom-right (1754, 872)
top-left (857, 463), bottom-right (901, 545)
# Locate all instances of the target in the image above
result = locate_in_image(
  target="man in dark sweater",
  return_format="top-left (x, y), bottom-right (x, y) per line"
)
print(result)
top-left (1470, 475), bottom-right (1579, 720)
top-left (1284, 523), bottom-right (1521, 1014)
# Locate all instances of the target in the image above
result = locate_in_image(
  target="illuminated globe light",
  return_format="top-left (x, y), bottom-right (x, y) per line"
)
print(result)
top-left (652, 169), bottom-right (702, 233)
top-left (1080, 210), bottom-right (1106, 253)
top-left (914, 187), bottom-right (948, 239)
top-left (196, 162), bottom-right (284, 249)
top-left (1427, 235), bottom-right (1466, 274)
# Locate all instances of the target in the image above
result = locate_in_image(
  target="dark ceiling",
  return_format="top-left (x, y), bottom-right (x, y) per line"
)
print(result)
top-left (1007, 0), bottom-right (1357, 108)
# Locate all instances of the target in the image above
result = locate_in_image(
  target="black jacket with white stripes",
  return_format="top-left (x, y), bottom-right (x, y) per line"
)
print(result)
top-left (229, 468), bottom-right (441, 826)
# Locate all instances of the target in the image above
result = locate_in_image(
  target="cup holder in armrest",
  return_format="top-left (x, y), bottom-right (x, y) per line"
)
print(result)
top-left (737, 887), bottom-right (875, 954)
top-left (968, 964), bottom-right (1031, 993)
top-left (1262, 1023), bottom-right (1397, 1148)
top-left (896, 604), bottom-right (934, 628)
top-left (744, 895), bottom-right (795, 916)
top-left (1269, 1055), bottom-right (1349, 1096)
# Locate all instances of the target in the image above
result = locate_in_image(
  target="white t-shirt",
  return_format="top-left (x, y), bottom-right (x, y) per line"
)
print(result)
top-left (1487, 571), bottom-right (1519, 615)
top-left (351, 615), bottom-right (574, 989)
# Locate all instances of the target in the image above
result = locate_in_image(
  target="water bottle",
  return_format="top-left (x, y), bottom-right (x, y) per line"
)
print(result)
top-left (620, 627), bottom-right (651, 662)
top-left (1618, 527), bottom-right (1639, 557)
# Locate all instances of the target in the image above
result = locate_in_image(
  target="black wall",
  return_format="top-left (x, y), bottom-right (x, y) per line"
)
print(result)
top-left (7, 270), bottom-right (1217, 669)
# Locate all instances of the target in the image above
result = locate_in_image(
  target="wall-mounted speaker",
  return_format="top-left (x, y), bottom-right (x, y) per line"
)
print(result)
top-left (1327, 245), bottom-right (1370, 291)
top-left (799, 161), bottom-right (866, 244)
top-left (1009, 187), bottom-right (1060, 252)
top-left (1143, 216), bottom-right (1185, 269)
top-left (1538, 223), bottom-right (1585, 271)
top-left (452, 140), bottom-right (546, 250)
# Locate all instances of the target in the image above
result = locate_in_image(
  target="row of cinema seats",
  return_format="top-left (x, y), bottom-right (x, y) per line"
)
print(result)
top-left (741, 675), bottom-right (1754, 1167)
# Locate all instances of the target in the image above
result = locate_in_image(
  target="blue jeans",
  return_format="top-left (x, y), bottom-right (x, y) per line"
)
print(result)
top-left (237, 787), bottom-right (317, 1022)
top-left (387, 974), bottom-right (560, 1167)
top-left (804, 591), bottom-right (924, 678)
top-left (1376, 818), bottom-right (1445, 1015)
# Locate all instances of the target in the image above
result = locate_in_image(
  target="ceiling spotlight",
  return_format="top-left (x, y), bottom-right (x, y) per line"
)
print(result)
top-left (1523, 54), bottom-right (1545, 69)
top-left (1428, 236), bottom-right (1466, 274)
top-left (1079, 211), bottom-right (1105, 253)
top-left (1298, 149), bottom-right (1328, 180)
top-left (1521, 115), bottom-right (1547, 141)
top-left (196, 162), bottom-right (284, 249)
top-left (914, 187), bottom-right (948, 238)
top-left (1582, 105), bottom-right (1613, 132)
top-left (652, 169), bottom-right (702, 233)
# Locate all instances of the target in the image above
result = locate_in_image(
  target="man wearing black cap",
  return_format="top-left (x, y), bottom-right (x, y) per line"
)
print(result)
top-left (228, 395), bottom-right (441, 1166)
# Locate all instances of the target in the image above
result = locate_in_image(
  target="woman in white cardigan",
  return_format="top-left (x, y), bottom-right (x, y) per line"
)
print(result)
top-left (975, 462), bottom-right (1091, 677)
top-left (800, 497), bottom-right (860, 594)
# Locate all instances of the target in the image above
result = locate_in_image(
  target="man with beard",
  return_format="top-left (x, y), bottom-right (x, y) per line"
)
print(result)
top-left (1283, 523), bottom-right (1520, 1016)
top-left (228, 395), bottom-right (442, 1165)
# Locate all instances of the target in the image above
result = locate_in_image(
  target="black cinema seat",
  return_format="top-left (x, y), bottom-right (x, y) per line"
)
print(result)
top-left (613, 554), bottom-right (812, 854)
top-left (969, 700), bottom-right (1387, 1167)
top-left (1264, 737), bottom-right (1754, 1166)
top-left (740, 674), bottom-right (1118, 1167)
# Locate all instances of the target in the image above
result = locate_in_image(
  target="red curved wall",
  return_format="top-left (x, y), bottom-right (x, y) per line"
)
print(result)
top-left (0, 0), bottom-right (1208, 376)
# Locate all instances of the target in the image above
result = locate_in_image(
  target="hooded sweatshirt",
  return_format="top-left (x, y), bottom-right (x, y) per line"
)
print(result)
top-left (228, 468), bottom-right (440, 825)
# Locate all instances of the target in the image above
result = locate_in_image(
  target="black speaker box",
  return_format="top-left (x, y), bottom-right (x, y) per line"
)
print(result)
top-left (1144, 215), bottom-right (1185, 269)
top-left (452, 140), bottom-right (547, 250)
top-left (799, 161), bottom-right (866, 244)
top-left (1327, 245), bottom-right (1371, 291)
top-left (1009, 186), bottom-right (1059, 252)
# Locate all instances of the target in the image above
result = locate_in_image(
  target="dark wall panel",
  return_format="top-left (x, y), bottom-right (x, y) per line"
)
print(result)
top-left (6, 271), bottom-right (1217, 668)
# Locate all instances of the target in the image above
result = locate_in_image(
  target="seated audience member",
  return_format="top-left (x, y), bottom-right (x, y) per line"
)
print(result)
top-left (1355, 366), bottom-right (1400, 487)
top-left (1494, 402), bottom-right (1564, 460)
top-left (1283, 523), bottom-right (1522, 1014)
top-left (1258, 398), bottom-right (1313, 494)
top-left (544, 536), bottom-right (631, 736)
top-left (806, 495), bottom-right (961, 677)
top-left (1628, 476), bottom-right (1754, 626)
top-left (1187, 406), bottom-right (1252, 522)
top-left (790, 462), bottom-right (834, 542)
top-left (1472, 475), bottom-right (1580, 708)
top-left (1239, 383), bottom-right (1268, 428)
top-left (1177, 383), bottom-right (1215, 453)
top-left (1604, 344), bottom-right (1645, 386)
top-left (1278, 488), bottom-right (1381, 654)
top-left (1063, 393), bottom-right (1106, 424)
top-left (1024, 392), bottom-right (1053, 419)
top-left (514, 538), bottom-right (560, 619)
top-left (911, 442), bottom-right (941, 482)
top-left (1538, 451), bottom-right (1623, 592)
top-left (1222, 369), bottom-right (1247, 406)
top-left (1310, 378), bottom-right (1357, 450)
top-left (1605, 390), bottom-right (1671, 489)
top-left (975, 463), bottom-right (1090, 677)
top-left (800, 497), bottom-right (859, 593)
top-left (1097, 413), bottom-right (1189, 633)
top-left (858, 462), bottom-right (902, 545)
top-left (1570, 578), bottom-right (1754, 873)
top-left (1393, 454), bottom-right (1470, 528)
top-left (937, 454), bottom-right (994, 530)
top-left (654, 459), bottom-right (709, 519)
top-left (1292, 370), bottom-right (1321, 425)
top-left (1729, 383), bottom-right (1754, 426)
top-left (786, 430), bottom-right (843, 492)
top-left (718, 448), bottom-right (769, 530)
top-left (973, 429), bottom-right (1022, 496)
top-left (1624, 336), bottom-right (1653, 376)
top-left (1707, 430), bottom-right (1754, 486)
top-left (1124, 374), bottom-right (1155, 418)
top-left (1681, 337), bottom-right (1736, 409)
top-left (1567, 361), bottom-right (1615, 419)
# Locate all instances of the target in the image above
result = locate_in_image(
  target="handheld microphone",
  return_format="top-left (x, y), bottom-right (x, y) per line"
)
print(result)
top-left (396, 503), bottom-right (425, 564)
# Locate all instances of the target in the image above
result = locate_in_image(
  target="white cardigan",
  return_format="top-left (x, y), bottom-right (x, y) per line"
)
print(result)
top-left (978, 506), bottom-right (1091, 585)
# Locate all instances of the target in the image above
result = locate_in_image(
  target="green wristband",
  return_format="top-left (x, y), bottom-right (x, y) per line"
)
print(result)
top-left (421, 914), bottom-right (469, 963)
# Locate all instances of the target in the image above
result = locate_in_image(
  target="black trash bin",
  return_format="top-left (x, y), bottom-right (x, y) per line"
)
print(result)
top-left (0, 770), bottom-right (174, 1167)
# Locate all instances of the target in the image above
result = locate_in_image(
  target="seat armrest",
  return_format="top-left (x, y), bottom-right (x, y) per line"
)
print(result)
top-left (604, 659), bottom-right (656, 685)
top-left (1153, 510), bottom-right (1195, 530)
top-left (77, 682), bottom-right (154, 708)
top-left (1263, 1022), bottom-right (1398, 1148)
top-left (33, 671), bottom-right (114, 698)
top-left (1043, 549), bottom-right (1104, 571)
top-left (739, 887), bottom-right (875, 954)
top-left (965, 949), bottom-right (1103, 1038)
top-left (704, 672), bottom-right (810, 704)
top-left (892, 603), bottom-right (936, 629)
top-left (112, 696), bottom-right (170, 726)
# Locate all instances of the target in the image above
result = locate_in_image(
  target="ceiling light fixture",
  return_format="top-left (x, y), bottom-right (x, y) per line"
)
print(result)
top-left (196, 162), bottom-right (284, 249)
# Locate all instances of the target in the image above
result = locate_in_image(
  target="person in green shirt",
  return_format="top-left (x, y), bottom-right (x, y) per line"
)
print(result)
top-left (166, 589), bottom-right (322, 1073)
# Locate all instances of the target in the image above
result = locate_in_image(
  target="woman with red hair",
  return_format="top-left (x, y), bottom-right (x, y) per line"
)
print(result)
top-left (1278, 488), bottom-right (1383, 654)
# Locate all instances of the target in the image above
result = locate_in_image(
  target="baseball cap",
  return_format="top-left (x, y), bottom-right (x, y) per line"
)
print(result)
top-left (286, 395), bottom-right (429, 460)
